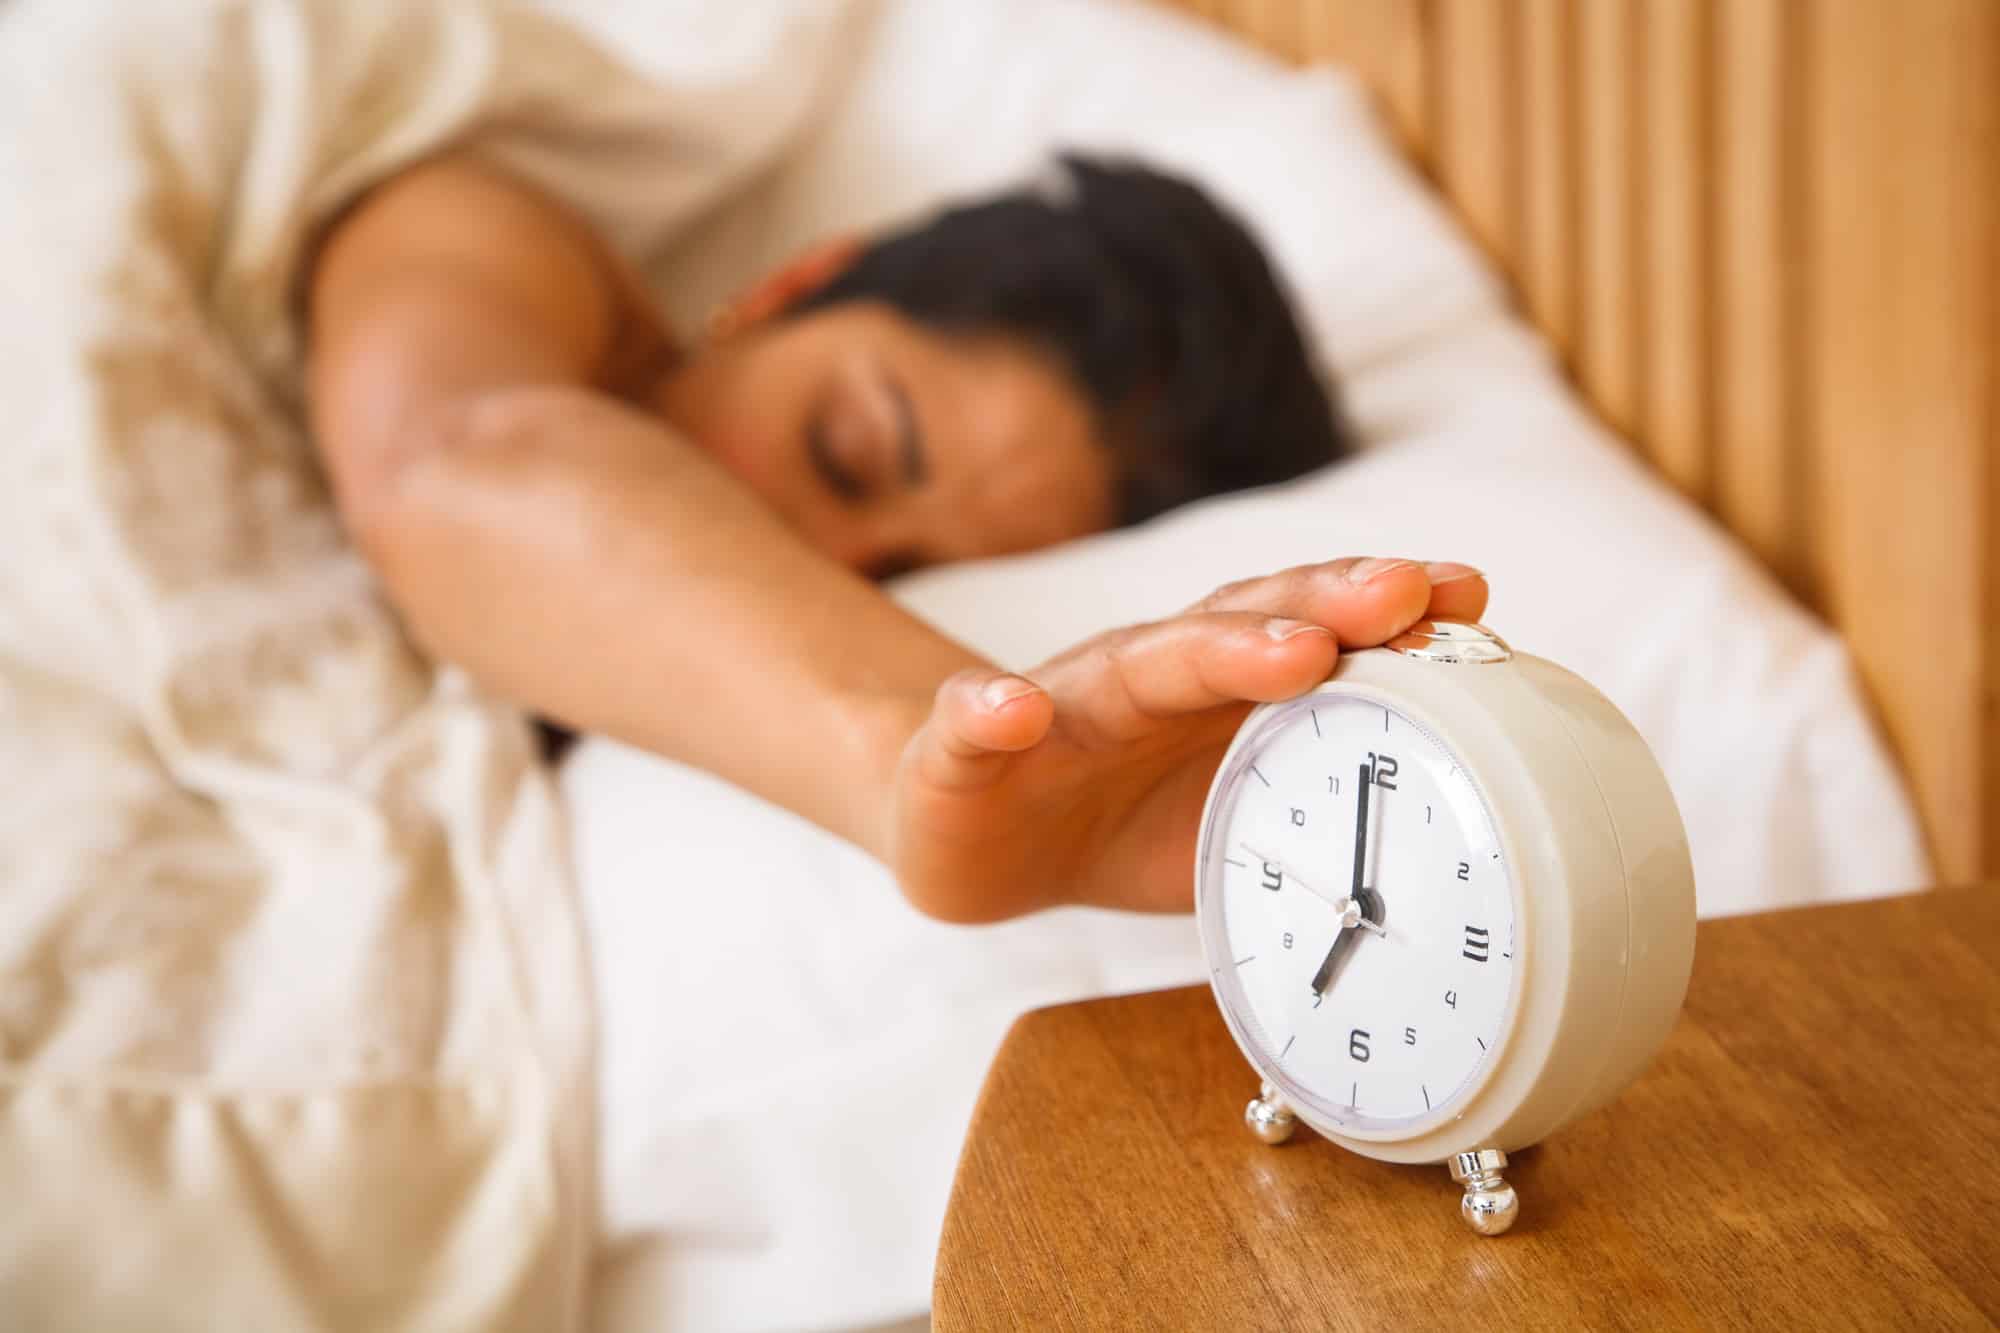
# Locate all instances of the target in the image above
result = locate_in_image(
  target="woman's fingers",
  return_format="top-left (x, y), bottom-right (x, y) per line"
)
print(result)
top-left (912, 612), bottom-right (1339, 789)
top-left (908, 667), bottom-right (1056, 792)
top-left (1041, 612), bottom-right (1340, 747)
top-left (1192, 557), bottom-right (1434, 646)
top-left (1420, 560), bottom-right (1491, 623)
top-left (1194, 556), bottom-right (1491, 645)
top-left (907, 559), bottom-right (1492, 792)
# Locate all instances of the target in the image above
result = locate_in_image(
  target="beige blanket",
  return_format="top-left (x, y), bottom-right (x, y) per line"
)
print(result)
top-left (0, 1), bottom-right (856, 1326)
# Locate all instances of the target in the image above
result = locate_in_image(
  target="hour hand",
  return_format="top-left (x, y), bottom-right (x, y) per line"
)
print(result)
top-left (1311, 923), bottom-right (1358, 997)
top-left (1308, 890), bottom-right (1379, 996)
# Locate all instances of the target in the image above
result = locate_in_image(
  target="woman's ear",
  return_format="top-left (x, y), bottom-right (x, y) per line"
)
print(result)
top-left (707, 235), bottom-right (864, 340)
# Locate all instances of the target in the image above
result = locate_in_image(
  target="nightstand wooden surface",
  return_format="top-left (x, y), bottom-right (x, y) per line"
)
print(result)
top-left (933, 888), bottom-right (2000, 1330)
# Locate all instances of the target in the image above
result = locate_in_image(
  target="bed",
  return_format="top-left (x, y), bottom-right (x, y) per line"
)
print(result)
top-left (565, 1), bottom-right (1996, 1331)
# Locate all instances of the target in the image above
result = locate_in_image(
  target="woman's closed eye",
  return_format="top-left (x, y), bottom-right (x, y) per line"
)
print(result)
top-left (809, 363), bottom-right (926, 505)
top-left (807, 415), bottom-right (867, 501)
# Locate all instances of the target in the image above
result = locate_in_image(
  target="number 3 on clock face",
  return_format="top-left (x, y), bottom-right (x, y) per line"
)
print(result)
top-left (1204, 695), bottom-right (1516, 1133)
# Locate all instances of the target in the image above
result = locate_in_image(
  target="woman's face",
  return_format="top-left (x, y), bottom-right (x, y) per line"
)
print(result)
top-left (653, 300), bottom-right (1116, 579)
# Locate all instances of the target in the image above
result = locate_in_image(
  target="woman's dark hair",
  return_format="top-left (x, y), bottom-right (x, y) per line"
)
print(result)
top-left (796, 154), bottom-right (1349, 525)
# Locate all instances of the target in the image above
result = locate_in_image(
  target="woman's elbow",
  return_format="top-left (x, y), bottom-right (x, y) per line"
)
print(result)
top-left (324, 387), bottom-right (550, 558)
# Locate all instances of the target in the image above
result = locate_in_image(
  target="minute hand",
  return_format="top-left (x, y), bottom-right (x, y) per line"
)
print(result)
top-left (1310, 761), bottom-right (1375, 996)
top-left (1349, 759), bottom-right (1371, 903)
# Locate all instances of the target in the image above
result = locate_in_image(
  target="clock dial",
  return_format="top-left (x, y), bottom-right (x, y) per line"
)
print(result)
top-left (1202, 693), bottom-right (1516, 1131)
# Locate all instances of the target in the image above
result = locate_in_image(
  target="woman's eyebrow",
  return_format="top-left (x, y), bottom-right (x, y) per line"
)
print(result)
top-left (887, 375), bottom-right (927, 487)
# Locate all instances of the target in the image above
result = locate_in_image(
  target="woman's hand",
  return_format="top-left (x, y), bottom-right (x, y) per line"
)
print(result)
top-left (884, 557), bottom-right (1488, 922)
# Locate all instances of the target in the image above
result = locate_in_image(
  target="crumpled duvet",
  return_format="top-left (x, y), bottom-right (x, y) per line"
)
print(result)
top-left (0, 1), bottom-right (853, 1326)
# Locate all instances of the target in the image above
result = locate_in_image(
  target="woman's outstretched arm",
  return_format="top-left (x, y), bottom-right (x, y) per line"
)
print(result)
top-left (307, 158), bottom-right (1490, 917)
top-left (308, 158), bottom-right (986, 851)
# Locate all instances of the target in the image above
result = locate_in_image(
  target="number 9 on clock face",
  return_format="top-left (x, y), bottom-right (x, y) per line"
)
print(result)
top-left (1201, 694), bottom-right (1516, 1134)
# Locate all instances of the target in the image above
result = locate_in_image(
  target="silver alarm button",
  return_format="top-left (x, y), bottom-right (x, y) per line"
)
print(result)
top-left (1386, 620), bottom-right (1512, 664)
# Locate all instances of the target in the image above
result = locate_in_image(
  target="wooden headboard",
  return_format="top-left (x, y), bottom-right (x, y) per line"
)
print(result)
top-left (1156, 0), bottom-right (1999, 884)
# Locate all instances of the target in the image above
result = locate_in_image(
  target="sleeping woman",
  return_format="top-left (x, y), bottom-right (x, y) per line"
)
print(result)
top-left (306, 152), bottom-right (1491, 923)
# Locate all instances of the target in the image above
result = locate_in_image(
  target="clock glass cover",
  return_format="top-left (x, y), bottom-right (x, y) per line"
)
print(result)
top-left (1201, 693), bottom-right (1518, 1132)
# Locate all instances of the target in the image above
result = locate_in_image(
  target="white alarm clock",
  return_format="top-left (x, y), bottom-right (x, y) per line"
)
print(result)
top-left (1195, 620), bottom-right (1695, 1235)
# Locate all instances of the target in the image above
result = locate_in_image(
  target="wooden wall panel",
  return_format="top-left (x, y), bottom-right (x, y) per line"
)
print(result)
top-left (1990, 278), bottom-right (1999, 878)
top-left (1639, 0), bottom-right (1709, 499)
top-left (1165, 0), bottom-right (1429, 149)
top-left (1516, 0), bottom-right (1577, 359)
top-left (1430, 0), bottom-right (1516, 261)
top-left (1710, 0), bottom-right (1801, 591)
top-left (1575, 0), bottom-right (1643, 439)
top-left (1805, 0), bottom-right (1998, 883)
top-left (1153, 0), bottom-right (2000, 882)
top-left (1320, 0), bottom-right (1429, 152)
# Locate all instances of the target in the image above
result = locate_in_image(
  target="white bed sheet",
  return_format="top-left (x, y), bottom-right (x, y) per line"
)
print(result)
top-left (562, 0), bottom-right (1933, 1329)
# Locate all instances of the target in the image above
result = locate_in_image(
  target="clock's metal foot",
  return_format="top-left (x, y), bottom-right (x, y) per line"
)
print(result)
top-left (1448, 1148), bottom-right (1518, 1235)
top-left (1244, 1081), bottom-right (1295, 1145)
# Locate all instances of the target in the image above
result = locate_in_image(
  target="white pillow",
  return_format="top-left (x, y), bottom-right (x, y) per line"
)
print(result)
top-left (649, 0), bottom-right (1507, 405)
top-left (888, 377), bottom-right (1930, 912)
top-left (576, 1), bottom-right (1932, 1330)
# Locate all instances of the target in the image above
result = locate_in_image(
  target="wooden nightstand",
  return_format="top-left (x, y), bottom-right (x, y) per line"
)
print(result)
top-left (934, 889), bottom-right (2000, 1329)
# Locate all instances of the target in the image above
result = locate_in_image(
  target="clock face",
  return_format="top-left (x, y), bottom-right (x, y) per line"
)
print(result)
top-left (1200, 691), bottom-right (1518, 1134)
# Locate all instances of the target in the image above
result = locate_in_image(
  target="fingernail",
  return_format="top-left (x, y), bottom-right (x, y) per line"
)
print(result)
top-left (981, 675), bottom-right (1044, 710)
top-left (1265, 618), bottom-right (1333, 642)
top-left (1423, 561), bottom-right (1485, 585)
top-left (1344, 557), bottom-right (1419, 584)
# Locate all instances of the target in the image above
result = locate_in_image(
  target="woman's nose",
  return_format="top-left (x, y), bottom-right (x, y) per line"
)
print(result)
top-left (815, 518), bottom-right (900, 577)
top-left (802, 499), bottom-right (926, 577)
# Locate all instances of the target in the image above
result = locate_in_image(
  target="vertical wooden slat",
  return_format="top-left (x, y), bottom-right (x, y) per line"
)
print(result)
top-left (1988, 279), bottom-right (1999, 879)
top-left (1808, 0), bottom-right (1997, 884)
top-left (1982, 20), bottom-right (2000, 882)
top-left (1431, 0), bottom-right (1519, 263)
top-left (1167, 0), bottom-right (1431, 151)
top-left (1294, 0), bottom-right (1340, 63)
top-left (1383, 0), bottom-right (1432, 154)
top-left (1240, 0), bottom-right (1302, 64)
top-left (1320, 0), bottom-right (1433, 153)
top-left (1711, 0), bottom-right (1800, 588)
top-left (1640, 0), bottom-right (1711, 499)
top-left (1575, 0), bottom-right (1643, 438)
top-left (1518, 0), bottom-right (1577, 361)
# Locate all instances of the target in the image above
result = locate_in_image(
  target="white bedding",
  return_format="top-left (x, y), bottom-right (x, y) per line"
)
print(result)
top-left (0, 0), bottom-right (872, 1326)
top-left (566, 0), bottom-right (1931, 1330)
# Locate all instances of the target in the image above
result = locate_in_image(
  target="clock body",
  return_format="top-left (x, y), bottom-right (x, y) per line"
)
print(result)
top-left (1195, 629), bottom-right (1696, 1165)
